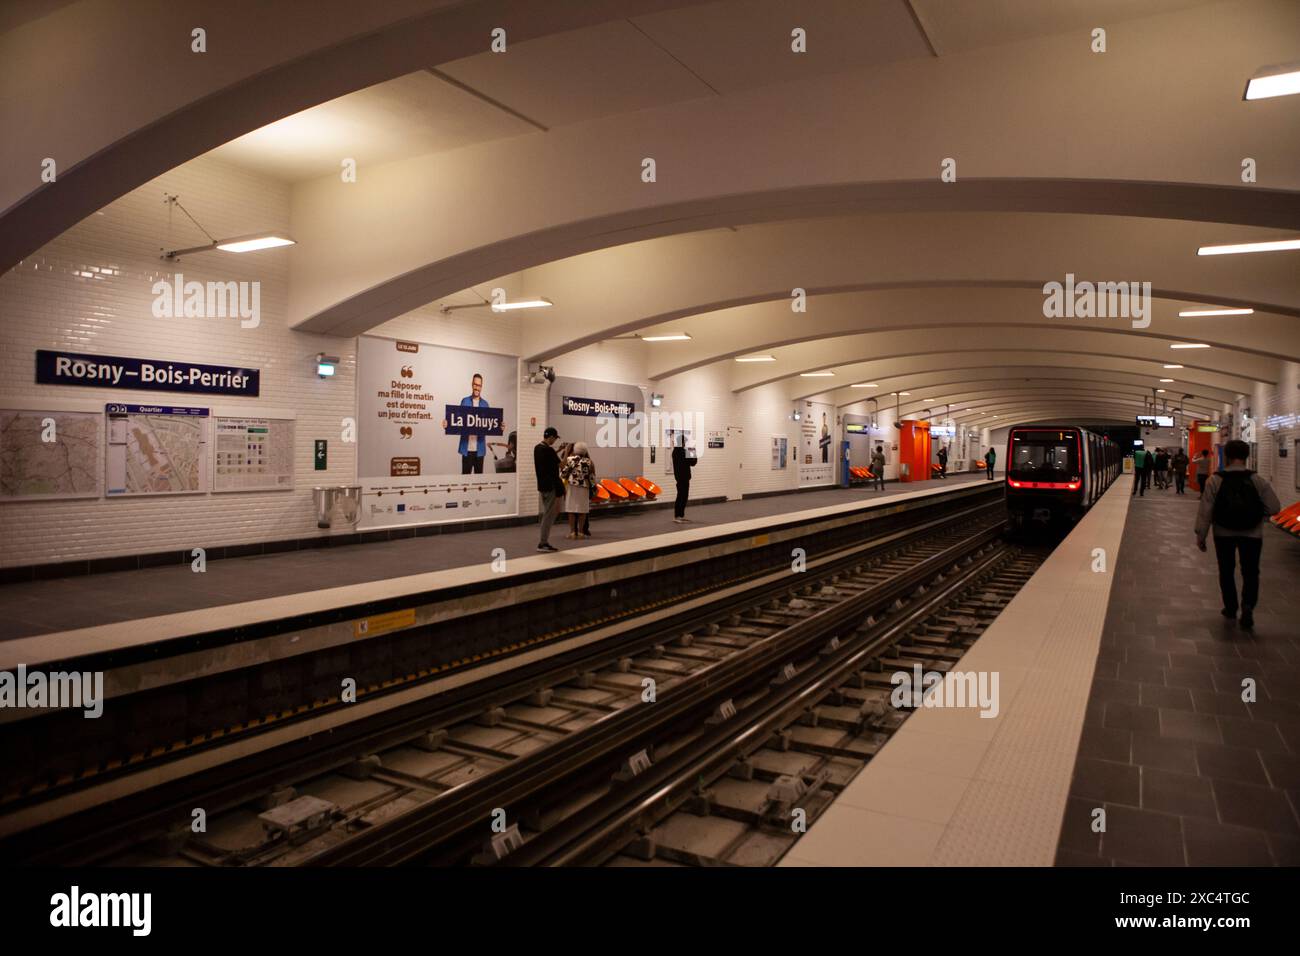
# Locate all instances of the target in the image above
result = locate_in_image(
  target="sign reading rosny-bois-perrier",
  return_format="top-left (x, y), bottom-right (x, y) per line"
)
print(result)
top-left (36, 349), bottom-right (259, 397)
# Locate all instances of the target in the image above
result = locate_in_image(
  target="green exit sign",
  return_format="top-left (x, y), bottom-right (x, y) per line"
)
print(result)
top-left (314, 439), bottom-right (327, 471)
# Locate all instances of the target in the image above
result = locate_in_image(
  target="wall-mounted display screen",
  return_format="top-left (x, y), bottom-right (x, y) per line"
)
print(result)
top-left (1136, 415), bottom-right (1174, 427)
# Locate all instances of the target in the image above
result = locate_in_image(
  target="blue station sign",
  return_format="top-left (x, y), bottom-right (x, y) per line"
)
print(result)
top-left (36, 349), bottom-right (260, 397)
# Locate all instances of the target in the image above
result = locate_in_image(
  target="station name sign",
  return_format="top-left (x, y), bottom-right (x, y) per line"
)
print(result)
top-left (36, 349), bottom-right (260, 397)
top-left (561, 395), bottom-right (635, 418)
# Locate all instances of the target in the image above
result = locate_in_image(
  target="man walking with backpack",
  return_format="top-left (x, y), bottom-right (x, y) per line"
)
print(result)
top-left (1195, 439), bottom-right (1280, 630)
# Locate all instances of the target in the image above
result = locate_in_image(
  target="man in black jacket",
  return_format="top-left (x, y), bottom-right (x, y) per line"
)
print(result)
top-left (671, 433), bottom-right (696, 523)
top-left (534, 427), bottom-right (564, 551)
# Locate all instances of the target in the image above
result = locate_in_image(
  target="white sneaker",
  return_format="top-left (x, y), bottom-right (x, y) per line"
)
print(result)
top-left (673, 517), bottom-right (685, 524)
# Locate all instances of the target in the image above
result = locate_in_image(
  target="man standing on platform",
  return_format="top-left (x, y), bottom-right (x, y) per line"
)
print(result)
top-left (1132, 446), bottom-right (1148, 496)
top-left (671, 433), bottom-right (696, 523)
top-left (534, 426), bottom-right (563, 552)
top-left (984, 447), bottom-right (996, 480)
top-left (1195, 439), bottom-right (1280, 630)
top-left (937, 445), bottom-right (948, 478)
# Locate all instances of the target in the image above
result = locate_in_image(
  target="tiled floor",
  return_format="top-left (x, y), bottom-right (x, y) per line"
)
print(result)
top-left (1057, 483), bottom-right (1300, 867)
top-left (0, 473), bottom-right (988, 641)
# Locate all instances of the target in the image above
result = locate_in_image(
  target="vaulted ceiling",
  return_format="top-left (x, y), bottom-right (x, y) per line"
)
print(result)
top-left (5, 0), bottom-right (1298, 426)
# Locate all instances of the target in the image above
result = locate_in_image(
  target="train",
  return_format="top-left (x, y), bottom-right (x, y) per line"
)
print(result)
top-left (1004, 424), bottom-right (1122, 529)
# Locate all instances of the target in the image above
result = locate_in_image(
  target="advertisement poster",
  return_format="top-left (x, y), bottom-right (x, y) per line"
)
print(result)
top-left (798, 400), bottom-right (834, 486)
top-left (357, 335), bottom-right (518, 529)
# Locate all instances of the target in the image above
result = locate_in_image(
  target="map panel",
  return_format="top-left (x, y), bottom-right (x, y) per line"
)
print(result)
top-left (0, 409), bottom-right (101, 499)
top-left (105, 405), bottom-right (209, 496)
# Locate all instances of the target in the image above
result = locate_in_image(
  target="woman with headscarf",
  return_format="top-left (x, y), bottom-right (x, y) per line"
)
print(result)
top-left (560, 441), bottom-right (595, 539)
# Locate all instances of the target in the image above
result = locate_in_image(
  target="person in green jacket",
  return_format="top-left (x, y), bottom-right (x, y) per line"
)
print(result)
top-left (985, 447), bottom-right (996, 480)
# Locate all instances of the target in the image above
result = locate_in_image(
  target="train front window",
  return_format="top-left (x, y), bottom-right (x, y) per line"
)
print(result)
top-left (1010, 432), bottom-right (1078, 478)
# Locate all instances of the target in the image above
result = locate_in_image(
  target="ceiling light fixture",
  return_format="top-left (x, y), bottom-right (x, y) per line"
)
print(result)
top-left (1244, 60), bottom-right (1300, 100)
top-left (1197, 238), bottom-right (1300, 256)
top-left (800, 371), bottom-right (835, 377)
top-left (441, 296), bottom-right (553, 314)
top-left (1163, 364), bottom-right (1184, 369)
top-left (1160, 378), bottom-right (1175, 383)
top-left (639, 333), bottom-right (692, 342)
top-left (160, 194), bottom-right (295, 261)
top-left (1178, 308), bottom-right (1253, 317)
top-left (1170, 343), bottom-right (1211, 349)
top-left (735, 355), bottom-right (776, 363)
top-left (851, 383), bottom-right (878, 388)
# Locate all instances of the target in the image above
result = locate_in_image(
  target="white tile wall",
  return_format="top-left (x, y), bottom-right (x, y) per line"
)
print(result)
top-left (0, 155), bottom-right (356, 567)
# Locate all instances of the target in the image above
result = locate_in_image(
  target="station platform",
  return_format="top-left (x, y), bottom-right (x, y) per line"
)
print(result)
top-left (782, 480), bottom-right (1300, 867)
top-left (0, 473), bottom-right (986, 644)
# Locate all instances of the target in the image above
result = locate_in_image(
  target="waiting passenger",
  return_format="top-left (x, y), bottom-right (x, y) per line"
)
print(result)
top-left (1195, 439), bottom-right (1280, 630)
top-left (534, 426), bottom-right (564, 552)
top-left (671, 433), bottom-right (696, 522)
top-left (871, 445), bottom-right (886, 491)
top-left (984, 447), bottom-right (996, 480)
top-left (560, 441), bottom-right (595, 540)
top-left (937, 446), bottom-right (948, 478)
top-left (1172, 448), bottom-right (1189, 495)
top-left (1132, 447), bottom-right (1148, 496)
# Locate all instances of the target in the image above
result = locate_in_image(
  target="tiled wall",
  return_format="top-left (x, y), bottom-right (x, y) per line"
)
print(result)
top-left (0, 155), bottom-right (357, 567)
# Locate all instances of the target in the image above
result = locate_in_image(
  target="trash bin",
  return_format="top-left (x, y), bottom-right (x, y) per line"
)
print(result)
top-left (313, 485), bottom-right (362, 529)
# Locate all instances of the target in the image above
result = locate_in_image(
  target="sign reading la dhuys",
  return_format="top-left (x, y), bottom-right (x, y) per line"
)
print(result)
top-left (36, 349), bottom-right (259, 397)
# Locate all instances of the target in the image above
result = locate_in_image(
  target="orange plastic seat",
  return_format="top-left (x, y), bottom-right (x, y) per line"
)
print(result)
top-left (600, 478), bottom-right (629, 498)
top-left (593, 484), bottom-right (611, 502)
top-left (636, 477), bottom-right (662, 496)
top-left (620, 477), bottom-right (647, 498)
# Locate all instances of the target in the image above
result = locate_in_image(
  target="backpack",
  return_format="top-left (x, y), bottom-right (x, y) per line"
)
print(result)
top-left (1212, 470), bottom-right (1265, 531)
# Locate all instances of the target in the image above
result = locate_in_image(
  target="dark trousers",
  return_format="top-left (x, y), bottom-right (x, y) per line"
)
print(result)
top-left (872, 472), bottom-right (884, 491)
top-left (1133, 469), bottom-right (1149, 495)
top-left (1197, 473), bottom-right (1210, 497)
top-left (1213, 535), bottom-right (1262, 612)
top-left (985, 462), bottom-right (994, 479)
top-left (461, 454), bottom-right (484, 475)
top-left (674, 480), bottom-right (689, 518)
top-left (1174, 470), bottom-right (1186, 494)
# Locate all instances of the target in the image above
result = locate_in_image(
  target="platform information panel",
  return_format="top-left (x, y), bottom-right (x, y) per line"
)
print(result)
top-left (0, 408), bottom-right (102, 499)
top-left (105, 404), bottom-right (209, 496)
top-left (213, 417), bottom-right (295, 492)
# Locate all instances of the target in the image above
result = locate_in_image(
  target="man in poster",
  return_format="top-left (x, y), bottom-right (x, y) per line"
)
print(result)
top-left (448, 372), bottom-right (490, 474)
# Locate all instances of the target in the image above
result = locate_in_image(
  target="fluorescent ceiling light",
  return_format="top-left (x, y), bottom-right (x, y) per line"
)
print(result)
top-left (735, 355), bottom-right (775, 363)
top-left (1170, 343), bottom-right (1211, 349)
top-left (1197, 238), bottom-right (1300, 256)
top-left (1163, 364), bottom-right (1184, 369)
top-left (851, 383), bottom-right (878, 388)
top-left (1157, 389), bottom-right (1166, 393)
top-left (640, 333), bottom-right (692, 342)
top-left (800, 371), bottom-right (835, 377)
top-left (1159, 378), bottom-right (1175, 383)
top-left (1244, 62), bottom-right (1300, 100)
top-left (491, 297), bottom-right (553, 311)
top-left (1178, 308), bottom-right (1253, 317)
top-left (215, 234), bottom-right (296, 253)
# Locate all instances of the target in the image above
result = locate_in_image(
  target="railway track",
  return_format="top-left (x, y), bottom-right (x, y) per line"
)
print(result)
top-left (72, 508), bottom-right (1048, 868)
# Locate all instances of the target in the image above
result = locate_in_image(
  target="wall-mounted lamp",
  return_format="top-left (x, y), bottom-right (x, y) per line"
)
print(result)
top-left (650, 392), bottom-right (664, 408)
top-left (316, 354), bottom-right (340, 378)
top-left (791, 409), bottom-right (802, 422)
top-left (525, 364), bottom-right (555, 385)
